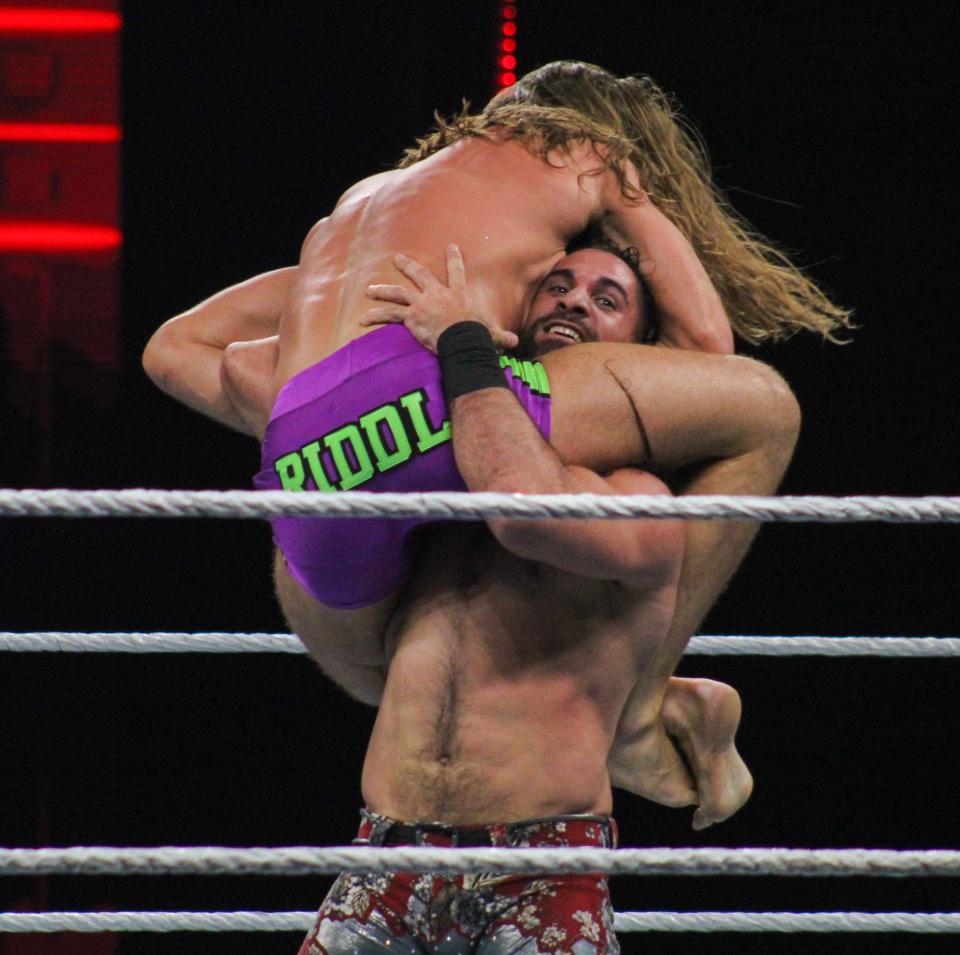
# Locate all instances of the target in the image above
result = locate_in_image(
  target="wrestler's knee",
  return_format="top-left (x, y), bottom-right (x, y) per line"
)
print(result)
top-left (734, 354), bottom-right (801, 456)
top-left (756, 358), bottom-right (800, 439)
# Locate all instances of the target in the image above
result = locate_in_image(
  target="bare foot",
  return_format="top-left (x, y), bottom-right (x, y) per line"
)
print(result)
top-left (608, 716), bottom-right (699, 810)
top-left (660, 677), bottom-right (753, 830)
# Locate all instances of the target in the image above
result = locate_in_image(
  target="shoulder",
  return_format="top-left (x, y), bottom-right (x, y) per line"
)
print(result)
top-left (298, 170), bottom-right (400, 254)
top-left (333, 169), bottom-right (398, 210)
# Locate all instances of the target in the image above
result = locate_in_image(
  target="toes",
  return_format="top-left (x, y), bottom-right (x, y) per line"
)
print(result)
top-left (692, 808), bottom-right (713, 831)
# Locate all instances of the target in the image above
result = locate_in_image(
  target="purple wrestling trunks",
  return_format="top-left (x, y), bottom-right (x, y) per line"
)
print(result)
top-left (255, 325), bottom-right (551, 609)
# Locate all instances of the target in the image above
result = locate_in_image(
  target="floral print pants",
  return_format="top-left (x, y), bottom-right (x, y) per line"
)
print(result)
top-left (298, 811), bottom-right (619, 954)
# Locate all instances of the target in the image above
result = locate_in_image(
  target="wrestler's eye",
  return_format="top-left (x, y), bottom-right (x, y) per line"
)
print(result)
top-left (595, 296), bottom-right (616, 310)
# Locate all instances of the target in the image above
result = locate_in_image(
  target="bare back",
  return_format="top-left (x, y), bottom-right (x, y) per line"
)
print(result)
top-left (273, 136), bottom-right (607, 391)
top-left (266, 137), bottom-right (620, 661)
top-left (362, 507), bottom-right (682, 824)
top-left (263, 134), bottom-right (746, 731)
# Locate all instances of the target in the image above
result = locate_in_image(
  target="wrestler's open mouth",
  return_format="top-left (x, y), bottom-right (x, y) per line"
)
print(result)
top-left (542, 320), bottom-right (585, 344)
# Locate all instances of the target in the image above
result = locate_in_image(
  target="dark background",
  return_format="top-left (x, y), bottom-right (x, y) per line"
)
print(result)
top-left (2, 1), bottom-right (959, 952)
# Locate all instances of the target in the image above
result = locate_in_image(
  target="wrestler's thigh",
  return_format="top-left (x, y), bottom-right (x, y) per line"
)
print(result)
top-left (300, 912), bottom-right (422, 955)
top-left (299, 874), bottom-right (423, 955)
top-left (273, 552), bottom-right (389, 706)
top-left (479, 875), bottom-right (618, 955)
top-left (273, 551), bottom-right (391, 664)
top-left (542, 343), bottom-right (788, 475)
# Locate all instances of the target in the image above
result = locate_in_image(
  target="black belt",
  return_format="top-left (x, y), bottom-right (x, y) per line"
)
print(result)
top-left (364, 814), bottom-right (613, 848)
top-left (374, 822), bottom-right (499, 847)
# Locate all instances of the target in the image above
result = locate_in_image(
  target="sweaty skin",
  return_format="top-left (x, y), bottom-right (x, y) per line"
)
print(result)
top-left (150, 135), bottom-right (732, 644)
top-left (356, 246), bottom-right (753, 823)
top-left (147, 138), bottom-right (795, 826)
top-left (265, 136), bottom-right (736, 683)
top-left (275, 134), bottom-right (731, 384)
top-left (224, 248), bottom-right (756, 826)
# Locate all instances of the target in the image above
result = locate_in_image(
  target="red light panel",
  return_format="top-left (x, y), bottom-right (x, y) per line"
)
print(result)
top-left (0, 222), bottom-right (122, 252)
top-left (496, 2), bottom-right (518, 90)
top-left (0, 8), bottom-right (121, 32)
top-left (0, 122), bottom-right (121, 142)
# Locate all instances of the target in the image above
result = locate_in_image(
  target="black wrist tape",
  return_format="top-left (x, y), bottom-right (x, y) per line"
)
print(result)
top-left (436, 321), bottom-right (509, 404)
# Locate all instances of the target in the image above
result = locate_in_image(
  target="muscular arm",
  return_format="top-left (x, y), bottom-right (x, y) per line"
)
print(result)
top-left (142, 267), bottom-right (294, 432)
top-left (450, 386), bottom-right (681, 585)
top-left (366, 244), bottom-right (794, 826)
top-left (595, 161), bottom-right (734, 354)
top-left (142, 264), bottom-right (391, 706)
top-left (368, 244), bottom-right (795, 620)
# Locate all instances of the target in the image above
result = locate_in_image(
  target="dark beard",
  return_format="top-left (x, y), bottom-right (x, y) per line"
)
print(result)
top-left (512, 314), bottom-right (595, 360)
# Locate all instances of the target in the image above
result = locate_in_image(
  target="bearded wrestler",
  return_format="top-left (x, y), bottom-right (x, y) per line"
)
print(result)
top-left (143, 67), bottom-right (848, 948)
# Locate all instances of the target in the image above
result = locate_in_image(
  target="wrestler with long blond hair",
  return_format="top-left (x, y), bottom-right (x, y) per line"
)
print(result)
top-left (405, 60), bottom-right (852, 345)
top-left (145, 61), bottom-right (846, 952)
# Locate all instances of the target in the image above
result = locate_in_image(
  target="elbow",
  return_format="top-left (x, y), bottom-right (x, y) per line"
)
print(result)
top-left (141, 341), bottom-right (165, 390)
top-left (142, 318), bottom-right (184, 393)
top-left (698, 324), bottom-right (735, 356)
top-left (486, 513), bottom-right (572, 567)
top-left (487, 517), bottom-right (539, 561)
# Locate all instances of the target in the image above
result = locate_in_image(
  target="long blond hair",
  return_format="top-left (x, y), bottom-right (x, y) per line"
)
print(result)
top-left (400, 61), bottom-right (853, 345)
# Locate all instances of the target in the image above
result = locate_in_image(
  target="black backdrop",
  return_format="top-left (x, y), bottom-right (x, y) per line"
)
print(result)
top-left (2, 2), bottom-right (959, 952)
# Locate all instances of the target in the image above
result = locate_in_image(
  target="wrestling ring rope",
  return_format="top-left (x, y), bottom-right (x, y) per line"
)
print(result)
top-left (3, 488), bottom-right (958, 938)
top-left (2, 911), bottom-right (959, 934)
top-left (3, 487), bottom-right (960, 522)
top-left (3, 631), bottom-right (960, 655)
top-left (4, 845), bottom-right (960, 877)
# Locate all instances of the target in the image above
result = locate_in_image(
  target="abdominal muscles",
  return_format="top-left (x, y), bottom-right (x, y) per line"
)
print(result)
top-left (359, 534), bottom-right (647, 825)
top-left (363, 652), bottom-right (616, 824)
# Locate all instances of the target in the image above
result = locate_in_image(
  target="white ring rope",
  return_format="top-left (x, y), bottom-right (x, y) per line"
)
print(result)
top-left (2, 489), bottom-right (960, 523)
top-left (0, 912), bottom-right (314, 933)
top-left (686, 635), bottom-right (960, 657)
top-left (1, 910), bottom-right (958, 934)
top-left (3, 632), bottom-right (959, 657)
top-left (614, 911), bottom-right (960, 933)
top-left (2, 846), bottom-right (959, 878)
top-left (4, 493), bottom-right (956, 934)
top-left (0, 632), bottom-right (306, 654)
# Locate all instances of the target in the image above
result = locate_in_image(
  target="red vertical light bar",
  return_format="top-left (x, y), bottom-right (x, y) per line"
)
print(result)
top-left (0, 8), bottom-right (121, 32)
top-left (0, 121), bottom-right (121, 142)
top-left (1, 2), bottom-right (123, 484)
top-left (0, 6), bottom-right (123, 251)
top-left (496, 3), bottom-right (517, 92)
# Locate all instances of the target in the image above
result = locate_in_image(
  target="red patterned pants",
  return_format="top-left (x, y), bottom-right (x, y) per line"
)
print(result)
top-left (299, 811), bottom-right (619, 954)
